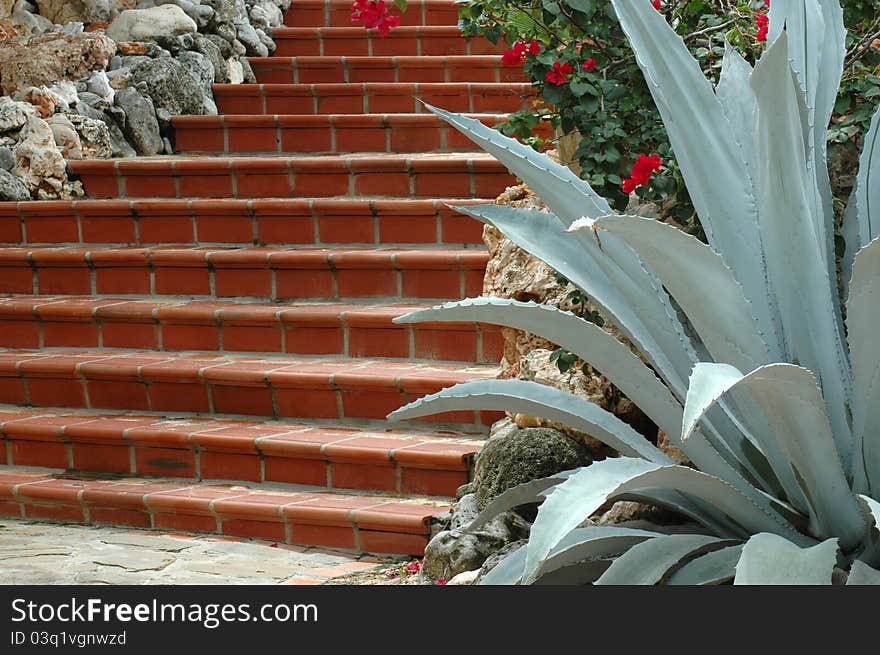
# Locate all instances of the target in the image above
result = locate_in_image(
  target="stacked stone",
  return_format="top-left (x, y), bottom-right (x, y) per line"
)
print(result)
top-left (0, 0), bottom-right (290, 199)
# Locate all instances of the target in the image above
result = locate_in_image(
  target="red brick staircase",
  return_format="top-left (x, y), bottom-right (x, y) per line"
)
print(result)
top-left (0, 0), bottom-right (534, 556)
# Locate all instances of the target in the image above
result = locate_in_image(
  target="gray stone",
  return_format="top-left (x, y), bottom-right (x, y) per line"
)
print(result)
top-left (76, 100), bottom-right (136, 158)
top-left (235, 19), bottom-right (268, 57)
top-left (86, 71), bottom-right (114, 104)
top-left (240, 57), bottom-right (256, 83)
top-left (128, 56), bottom-right (207, 116)
top-left (94, 550), bottom-right (176, 573)
top-left (11, 8), bottom-right (53, 36)
top-left (114, 87), bottom-right (163, 156)
top-left (177, 50), bottom-right (213, 96)
top-left (192, 33), bottom-right (226, 82)
top-left (419, 493), bottom-right (530, 583)
top-left (156, 0), bottom-right (214, 28)
top-left (45, 113), bottom-right (83, 159)
top-left (34, 0), bottom-right (113, 24)
top-left (107, 5), bottom-right (197, 43)
top-left (256, 28), bottom-right (275, 55)
top-left (0, 146), bottom-right (14, 171)
top-left (0, 168), bottom-right (30, 200)
top-left (249, 1), bottom-right (284, 30)
top-left (473, 426), bottom-right (592, 510)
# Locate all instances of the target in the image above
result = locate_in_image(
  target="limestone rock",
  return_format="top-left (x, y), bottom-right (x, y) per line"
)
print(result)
top-left (45, 113), bottom-right (83, 159)
top-left (446, 570), bottom-right (479, 586)
top-left (11, 8), bottom-right (53, 36)
top-left (34, 0), bottom-right (113, 24)
top-left (86, 70), bottom-right (114, 104)
top-left (14, 85), bottom-right (58, 117)
top-left (235, 19), bottom-right (267, 57)
top-left (420, 493), bottom-right (530, 584)
top-left (192, 33), bottom-right (225, 82)
top-left (13, 115), bottom-right (67, 198)
top-left (0, 167), bottom-right (28, 200)
top-left (67, 114), bottom-right (112, 158)
top-left (106, 5), bottom-right (196, 43)
top-left (473, 423), bottom-right (592, 510)
top-left (226, 57), bottom-right (243, 84)
top-left (155, 0), bottom-right (214, 28)
top-left (0, 95), bottom-right (35, 132)
top-left (177, 50), bottom-right (213, 95)
top-left (0, 31), bottom-right (116, 95)
top-left (249, 1), bottom-right (283, 30)
top-left (128, 56), bottom-right (207, 116)
top-left (0, 0), bottom-right (14, 20)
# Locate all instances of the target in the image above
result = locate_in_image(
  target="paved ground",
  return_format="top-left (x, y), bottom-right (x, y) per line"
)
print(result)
top-left (0, 519), bottom-right (404, 585)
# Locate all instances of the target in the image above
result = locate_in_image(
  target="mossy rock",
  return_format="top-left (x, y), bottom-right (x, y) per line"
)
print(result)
top-left (473, 427), bottom-right (592, 510)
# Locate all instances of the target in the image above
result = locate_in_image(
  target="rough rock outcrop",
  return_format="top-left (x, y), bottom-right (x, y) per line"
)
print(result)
top-left (67, 113), bottom-right (112, 159)
top-left (106, 5), bottom-right (197, 43)
top-left (34, 0), bottom-right (114, 25)
top-left (0, 166), bottom-right (28, 199)
top-left (13, 114), bottom-right (67, 198)
top-left (45, 113), bottom-right (83, 159)
top-left (113, 86), bottom-right (162, 155)
top-left (0, 31), bottom-right (116, 95)
top-left (128, 56), bottom-right (210, 116)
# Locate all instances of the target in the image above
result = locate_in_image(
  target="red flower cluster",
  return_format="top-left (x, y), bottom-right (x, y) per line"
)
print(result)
top-left (351, 0), bottom-right (400, 37)
top-left (582, 58), bottom-right (597, 71)
top-left (755, 12), bottom-right (769, 42)
top-left (622, 154), bottom-right (662, 194)
top-left (545, 61), bottom-right (573, 85)
top-left (501, 40), bottom-right (541, 65)
top-left (652, 0), bottom-right (662, 9)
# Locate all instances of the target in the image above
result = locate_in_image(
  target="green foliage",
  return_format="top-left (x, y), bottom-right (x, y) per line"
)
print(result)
top-left (389, 0), bottom-right (880, 584)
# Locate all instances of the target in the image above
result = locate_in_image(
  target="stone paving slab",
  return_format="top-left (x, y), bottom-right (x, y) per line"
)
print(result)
top-left (0, 520), bottom-right (396, 585)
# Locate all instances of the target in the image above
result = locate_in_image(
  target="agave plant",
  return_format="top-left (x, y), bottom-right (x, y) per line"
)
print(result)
top-left (387, 0), bottom-right (880, 585)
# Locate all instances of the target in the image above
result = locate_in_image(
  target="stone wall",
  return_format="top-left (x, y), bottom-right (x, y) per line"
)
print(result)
top-left (0, 0), bottom-right (291, 199)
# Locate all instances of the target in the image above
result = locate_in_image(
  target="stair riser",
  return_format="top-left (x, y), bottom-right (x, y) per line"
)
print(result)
top-left (273, 31), bottom-right (502, 58)
top-left (2, 437), bottom-right (471, 496)
top-left (173, 116), bottom-right (525, 155)
top-left (0, 313), bottom-right (503, 364)
top-left (0, 471), bottom-right (446, 555)
top-left (0, 199), bottom-right (487, 247)
top-left (70, 162), bottom-right (516, 200)
top-left (285, 0), bottom-right (460, 28)
top-left (213, 83), bottom-right (536, 115)
top-left (250, 57), bottom-right (526, 85)
top-left (0, 260), bottom-right (486, 302)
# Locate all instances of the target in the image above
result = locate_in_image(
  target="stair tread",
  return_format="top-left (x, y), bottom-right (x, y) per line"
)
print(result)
top-left (172, 112), bottom-right (509, 123)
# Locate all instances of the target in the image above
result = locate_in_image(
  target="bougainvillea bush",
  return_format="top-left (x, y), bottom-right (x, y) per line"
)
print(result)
top-left (459, 0), bottom-right (880, 227)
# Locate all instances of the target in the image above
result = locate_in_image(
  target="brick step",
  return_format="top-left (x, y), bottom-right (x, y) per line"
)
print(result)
top-left (0, 246), bottom-right (487, 301)
top-left (0, 468), bottom-right (449, 554)
top-left (69, 154), bottom-right (515, 200)
top-left (250, 55), bottom-right (526, 84)
top-left (213, 82), bottom-right (536, 115)
top-left (272, 26), bottom-right (502, 57)
top-left (0, 297), bottom-right (502, 363)
top-left (0, 349), bottom-right (500, 425)
top-left (0, 407), bottom-right (482, 496)
top-left (172, 113), bottom-right (515, 155)
top-left (285, 0), bottom-right (460, 28)
top-left (0, 198), bottom-right (488, 247)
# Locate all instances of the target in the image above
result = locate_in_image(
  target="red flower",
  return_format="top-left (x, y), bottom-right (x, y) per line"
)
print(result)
top-left (545, 61), bottom-right (573, 85)
top-left (502, 40), bottom-right (542, 65)
top-left (755, 12), bottom-right (769, 42)
top-left (438, 578), bottom-right (446, 585)
top-left (652, 0), bottom-right (661, 9)
top-left (408, 560), bottom-right (422, 573)
top-left (622, 153), bottom-right (662, 194)
top-left (351, 0), bottom-right (400, 37)
top-left (582, 58), bottom-right (597, 71)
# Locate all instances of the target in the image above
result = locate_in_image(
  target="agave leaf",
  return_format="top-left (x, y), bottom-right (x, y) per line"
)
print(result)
top-left (845, 238), bottom-right (880, 494)
top-left (478, 546), bottom-right (527, 585)
top-left (388, 379), bottom-right (671, 463)
top-left (843, 108), bottom-right (880, 293)
top-left (716, 44), bottom-right (757, 182)
top-left (846, 560), bottom-right (880, 585)
top-left (751, 32), bottom-right (853, 452)
top-left (594, 534), bottom-right (737, 585)
top-left (533, 560), bottom-right (612, 585)
top-left (522, 457), bottom-right (662, 584)
top-left (535, 526), bottom-right (662, 579)
top-left (423, 103), bottom-right (611, 226)
top-left (733, 533), bottom-right (838, 585)
top-left (522, 458), bottom-right (808, 584)
top-left (856, 494), bottom-right (880, 567)
top-left (466, 474), bottom-right (570, 533)
top-left (684, 362), bottom-right (865, 549)
top-left (608, 0), bottom-right (778, 352)
top-left (616, 488), bottom-right (749, 539)
top-left (394, 298), bottom-right (684, 439)
top-left (665, 544), bottom-right (744, 585)
top-left (588, 214), bottom-right (772, 371)
top-left (450, 203), bottom-right (693, 398)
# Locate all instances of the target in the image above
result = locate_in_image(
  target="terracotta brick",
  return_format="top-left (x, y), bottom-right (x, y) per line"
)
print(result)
top-left (200, 451), bottom-right (262, 482)
top-left (153, 512), bottom-right (218, 533)
top-left (215, 269), bottom-right (272, 298)
top-left (414, 328), bottom-right (477, 362)
top-left (37, 268), bottom-right (91, 295)
top-left (331, 462), bottom-right (397, 492)
top-left (26, 379), bottom-right (86, 408)
top-left (211, 385), bottom-right (275, 416)
top-left (0, 501), bottom-right (21, 517)
top-left (71, 443), bottom-right (131, 473)
top-left (154, 268), bottom-right (210, 296)
top-left (228, 126), bottom-right (280, 154)
top-left (401, 468), bottom-right (467, 496)
top-left (89, 507), bottom-right (151, 528)
top-left (10, 440), bottom-right (68, 468)
top-left (222, 518), bottom-right (286, 541)
top-left (102, 322), bottom-right (159, 349)
top-left (289, 523), bottom-right (355, 550)
top-left (264, 456), bottom-right (328, 486)
top-left (95, 267), bottom-right (152, 295)
top-left (149, 381), bottom-right (211, 413)
top-left (275, 270), bottom-right (334, 299)
top-left (161, 324), bottom-right (221, 351)
top-left (0, 320), bottom-right (40, 348)
top-left (87, 380), bottom-right (149, 411)
top-left (337, 270), bottom-right (396, 297)
top-left (341, 389), bottom-right (405, 420)
top-left (358, 530), bottom-right (427, 555)
top-left (24, 504), bottom-right (85, 522)
top-left (293, 172), bottom-right (350, 197)
top-left (275, 388), bottom-right (339, 419)
top-left (401, 269), bottom-right (460, 299)
top-left (348, 327), bottom-right (408, 358)
top-left (0, 267), bottom-right (34, 293)
top-left (23, 213), bottom-right (78, 243)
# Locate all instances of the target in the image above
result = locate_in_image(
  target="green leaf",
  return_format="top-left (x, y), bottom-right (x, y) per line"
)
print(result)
top-left (569, 80), bottom-right (598, 97)
top-left (388, 378), bottom-right (671, 462)
top-left (842, 106), bottom-right (880, 293)
top-left (536, 526), bottom-right (661, 579)
top-left (467, 475), bottom-right (570, 533)
top-left (734, 533), bottom-right (838, 585)
top-left (594, 534), bottom-right (736, 585)
top-left (393, 0), bottom-right (407, 11)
